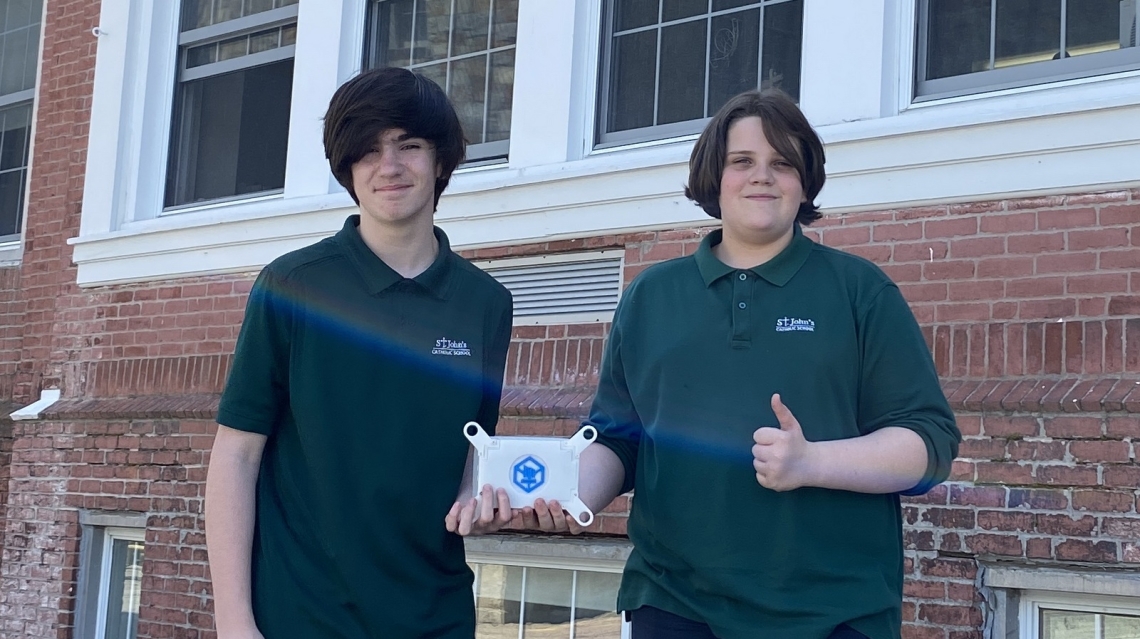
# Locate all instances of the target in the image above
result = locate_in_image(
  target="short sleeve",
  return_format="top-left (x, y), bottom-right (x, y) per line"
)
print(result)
top-left (475, 294), bottom-right (513, 436)
top-left (217, 266), bottom-right (294, 435)
top-left (587, 289), bottom-right (643, 495)
top-left (857, 283), bottom-right (960, 496)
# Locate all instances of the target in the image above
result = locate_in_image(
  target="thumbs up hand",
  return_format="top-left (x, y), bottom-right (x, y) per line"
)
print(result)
top-left (752, 393), bottom-right (816, 492)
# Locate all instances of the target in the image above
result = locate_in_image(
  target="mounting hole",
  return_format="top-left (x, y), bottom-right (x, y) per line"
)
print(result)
top-left (580, 512), bottom-right (592, 525)
top-left (583, 428), bottom-right (595, 440)
top-left (466, 424), bottom-right (478, 436)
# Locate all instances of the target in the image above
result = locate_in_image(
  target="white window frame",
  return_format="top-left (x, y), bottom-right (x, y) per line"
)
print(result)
top-left (1020, 590), bottom-right (1140, 639)
top-left (69, 0), bottom-right (1140, 289)
top-left (912, 0), bottom-right (1140, 102)
top-left (465, 535), bottom-right (632, 639)
top-left (74, 511), bottom-right (148, 639)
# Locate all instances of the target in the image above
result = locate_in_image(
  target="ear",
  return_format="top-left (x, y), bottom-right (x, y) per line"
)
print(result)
top-left (435, 162), bottom-right (443, 179)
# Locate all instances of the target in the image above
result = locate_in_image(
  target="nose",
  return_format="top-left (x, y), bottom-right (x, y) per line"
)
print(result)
top-left (749, 163), bottom-right (774, 185)
top-left (376, 146), bottom-right (402, 175)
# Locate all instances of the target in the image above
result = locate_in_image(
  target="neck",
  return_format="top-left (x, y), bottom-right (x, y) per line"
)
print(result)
top-left (357, 214), bottom-right (440, 279)
top-left (712, 227), bottom-right (794, 269)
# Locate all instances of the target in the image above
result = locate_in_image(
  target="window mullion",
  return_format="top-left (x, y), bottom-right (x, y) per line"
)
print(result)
top-left (988, 0), bottom-right (996, 70)
top-left (517, 566), bottom-right (528, 639)
top-left (1059, 0), bottom-right (1067, 57)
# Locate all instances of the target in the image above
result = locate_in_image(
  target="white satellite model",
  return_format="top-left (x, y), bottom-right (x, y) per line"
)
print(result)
top-left (463, 421), bottom-right (597, 527)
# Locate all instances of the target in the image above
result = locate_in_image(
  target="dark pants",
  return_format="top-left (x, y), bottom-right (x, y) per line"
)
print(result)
top-left (629, 606), bottom-right (871, 639)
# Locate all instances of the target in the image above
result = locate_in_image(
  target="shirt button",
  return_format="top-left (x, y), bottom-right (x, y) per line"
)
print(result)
top-left (738, 273), bottom-right (747, 281)
top-left (738, 302), bottom-right (747, 309)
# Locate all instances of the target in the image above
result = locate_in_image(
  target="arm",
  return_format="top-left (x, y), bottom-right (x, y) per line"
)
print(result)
top-left (753, 394), bottom-right (929, 493)
top-left (204, 425), bottom-right (268, 639)
top-left (754, 283), bottom-right (959, 494)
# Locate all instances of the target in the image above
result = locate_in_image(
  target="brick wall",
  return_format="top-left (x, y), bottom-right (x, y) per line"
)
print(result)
top-left (0, 414), bottom-right (214, 639)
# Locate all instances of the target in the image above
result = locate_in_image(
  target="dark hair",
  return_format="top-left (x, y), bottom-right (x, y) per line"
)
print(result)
top-left (323, 67), bottom-right (465, 208)
top-left (684, 89), bottom-right (826, 225)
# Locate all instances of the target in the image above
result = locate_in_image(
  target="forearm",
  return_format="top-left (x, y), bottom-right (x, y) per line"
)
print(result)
top-left (205, 427), bottom-right (265, 634)
top-left (578, 444), bottom-right (627, 514)
top-left (806, 427), bottom-right (928, 494)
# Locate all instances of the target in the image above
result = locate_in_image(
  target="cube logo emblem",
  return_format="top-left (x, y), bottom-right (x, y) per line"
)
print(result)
top-left (512, 455), bottom-right (546, 493)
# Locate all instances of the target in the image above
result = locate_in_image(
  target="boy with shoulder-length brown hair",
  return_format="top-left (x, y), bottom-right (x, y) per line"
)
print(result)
top-left (523, 89), bottom-right (959, 639)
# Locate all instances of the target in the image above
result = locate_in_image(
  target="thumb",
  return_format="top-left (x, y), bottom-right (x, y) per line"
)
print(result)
top-left (771, 393), bottom-right (801, 433)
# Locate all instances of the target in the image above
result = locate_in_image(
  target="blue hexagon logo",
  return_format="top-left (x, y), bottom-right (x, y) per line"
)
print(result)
top-left (512, 456), bottom-right (546, 493)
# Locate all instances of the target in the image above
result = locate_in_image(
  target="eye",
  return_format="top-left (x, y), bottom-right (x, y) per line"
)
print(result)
top-left (732, 157), bottom-right (752, 165)
top-left (401, 141), bottom-right (424, 151)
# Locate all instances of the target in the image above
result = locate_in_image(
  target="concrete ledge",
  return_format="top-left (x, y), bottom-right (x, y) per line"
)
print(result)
top-left (79, 509), bottom-right (148, 528)
top-left (983, 561), bottom-right (1140, 598)
top-left (465, 533), bottom-right (631, 571)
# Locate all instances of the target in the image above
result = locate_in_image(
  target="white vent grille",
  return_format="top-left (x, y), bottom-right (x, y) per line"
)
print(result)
top-left (476, 250), bottom-right (625, 325)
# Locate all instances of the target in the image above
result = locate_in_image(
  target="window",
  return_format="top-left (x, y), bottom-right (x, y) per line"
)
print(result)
top-left (165, 0), bottom-right (299, 209)
top-left (915, 0), bottom-right (1140, 100)
top-left (365, 0), bottom-right (518, 164)
top-left (471, 563), bottom-right (628, 638)
top-left (0, 0), bottom-right (41, 243)
top-left (1023, 592), bottom-right (1140, 639)
top-left (75, 513), bottom-right (147, 639)
top-left (597, 0), bottom-right (803, 147)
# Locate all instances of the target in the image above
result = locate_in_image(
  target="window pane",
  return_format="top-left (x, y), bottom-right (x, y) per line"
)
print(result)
top-left (217, 35), bottom-right (248, 61)
top-left (453, 0), bottom-right (491, 57)
top-left (658, 19), bottom-right (706, 125)
top-left (248, 0), bottom-right (276, 16)
top-left (995, 0), bottom-right (1062, 67)
top-left (573, 571), bottom-right (623, 638)
top-left (0, 27), bottom-right (29, 95)
top-left (491, 0), bottom-right (518, 48)
top-left (0, 169), bottom-right (24, 238)
top-left (281, 23), bottom-right (296, 46)
top-left (4, 0), bottom-right (34, 30)
top-left (187, 43), bottom-right (216, 68)
top-left (166, 60), bottom-right (294, 207)
top-left (487, 48), bottom-right (514, 142)
top-left (608, 30), bottom-right (657, 132)
top-left (249, 29), bottom-right (280, 54)
top-left (521, 568), bottom-right (573, 638)
top-left (761, 0), bottom-right (802, 98)
top-left (662, 0), bottom-right (705, 22)
top-left (615, 0), bottom-right (659, 32)
top-left (413, 0), bottom-right (452, 64)
top-left (926, 0), bottom-right (991, 79)
top-left (475, 564), bottom-right (523, 638)
top-left (181, 0), bottom-right (213, 30)
top-left (416, 61), bottom-right (447, 91)
top-left (213, 0), bottom-right (244, 26)
top-left (712, 0), bottom-right (754, 12)
top-left (378, 0), bottom-right (414, 68)
top-left (708, 9), bottom-right (759, 115)
top-left (1103, 612), bottom-right (1140, 639)
top-left (102, 539), bottom-right (144, 639)
top-left (1066, 0), bottom-right (1123, 56)
top-left (450, 54), bottom-right (488, 143)
top-left (0, 101), bottom-right (30, 171)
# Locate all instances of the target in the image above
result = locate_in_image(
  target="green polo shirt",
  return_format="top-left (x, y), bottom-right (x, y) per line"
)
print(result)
top-left (217, 215), bottom-right (512, 639)
top-left (591, 227), bottom-right (959, 639)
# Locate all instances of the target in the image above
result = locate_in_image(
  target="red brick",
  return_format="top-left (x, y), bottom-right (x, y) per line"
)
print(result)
top-left (1026, 537), bottom-right (1053, 559)
top-left (1073, 491), bottom-right (1136, 513)
top-left (1054, 540), bottom-right (1118, 562)
top-left (1098, 202), bottom-right (1140, 225)
top-left (1069, 440), bottom-right (1131, 463)
top-left (1008, 232), bottom-right (1065, 254)
top-left (980, 212), bottom-right (1036, 233)
top-left (976, 510), bottom-right (1034, 532)
top-left (982, 415), bottom-right (1038, 438)
top-left (965, 533), bottom-right (1024, 556)
top-left (1038, 207), bottom-right (1096, 230)
top-left (1035, 465), bottom-right (1099, 487)
top-left (1070, 228), bottom-right (1130, 250)
top-left (1043, 415), bottom-right (1102, 438)
top-left (1034, 513), bottom-right (1097, 536)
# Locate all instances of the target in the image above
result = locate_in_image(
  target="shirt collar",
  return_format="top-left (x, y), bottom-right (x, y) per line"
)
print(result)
top-left (335, 214), bottom-right (455, 299)
top-left (695, 225), bottom-right (814, 287)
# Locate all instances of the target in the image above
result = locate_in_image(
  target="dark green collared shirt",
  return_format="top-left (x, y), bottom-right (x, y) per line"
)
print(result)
top-left (218, 215), bottom-right (513, 639)
top-left (592, 227), bottom-right (959, 639)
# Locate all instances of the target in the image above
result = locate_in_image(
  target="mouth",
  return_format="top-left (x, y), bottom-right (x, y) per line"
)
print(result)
top-left (745, 194), bottom-right (778, 201)
top-left (374, 185), bottom-right (412, 193)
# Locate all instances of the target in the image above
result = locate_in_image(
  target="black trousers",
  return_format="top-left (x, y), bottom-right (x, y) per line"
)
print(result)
top-left (628, 606), bottom-right (871, 639)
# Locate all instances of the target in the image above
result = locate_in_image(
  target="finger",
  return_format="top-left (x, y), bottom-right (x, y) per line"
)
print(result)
top-left (445, 501), bottom-right (462, 533)
top-left (534, 498), bottom-right (560, 531)
top-left (771, 394), bottom-right (801, 433)
top-left (547, 500), bottom-right (570, 533)
top-left (494, 489), bottom-right (512, 525)
top-left (457, 498), bottom-right (477, 536)
top-left (478, 484), bottom-right (496, 520)
top-left (516, 506), bottom-right (538, 530)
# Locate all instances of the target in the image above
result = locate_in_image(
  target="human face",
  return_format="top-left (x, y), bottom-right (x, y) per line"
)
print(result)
top-left (350, 129), bottom-right (442, 231)
top-left (717, 116), bottom-right (805, 251)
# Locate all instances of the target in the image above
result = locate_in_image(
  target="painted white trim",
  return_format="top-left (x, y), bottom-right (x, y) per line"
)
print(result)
top-left (1019, 590), bottom-right (1140, 639)
top-left (92, 528), bottom-right (145, 639)
top-left (9, 389), bottom-right (61, 421)
top-left (71, 0), bottom-right (1140, 288)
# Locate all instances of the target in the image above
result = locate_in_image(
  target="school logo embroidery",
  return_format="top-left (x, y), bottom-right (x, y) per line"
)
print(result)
top-left (432, 338), bottom-right (472, 356)
top-left (512, 456), bottom-right (546, 493)
top-left (775, 317), bottom-right (816, 332)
